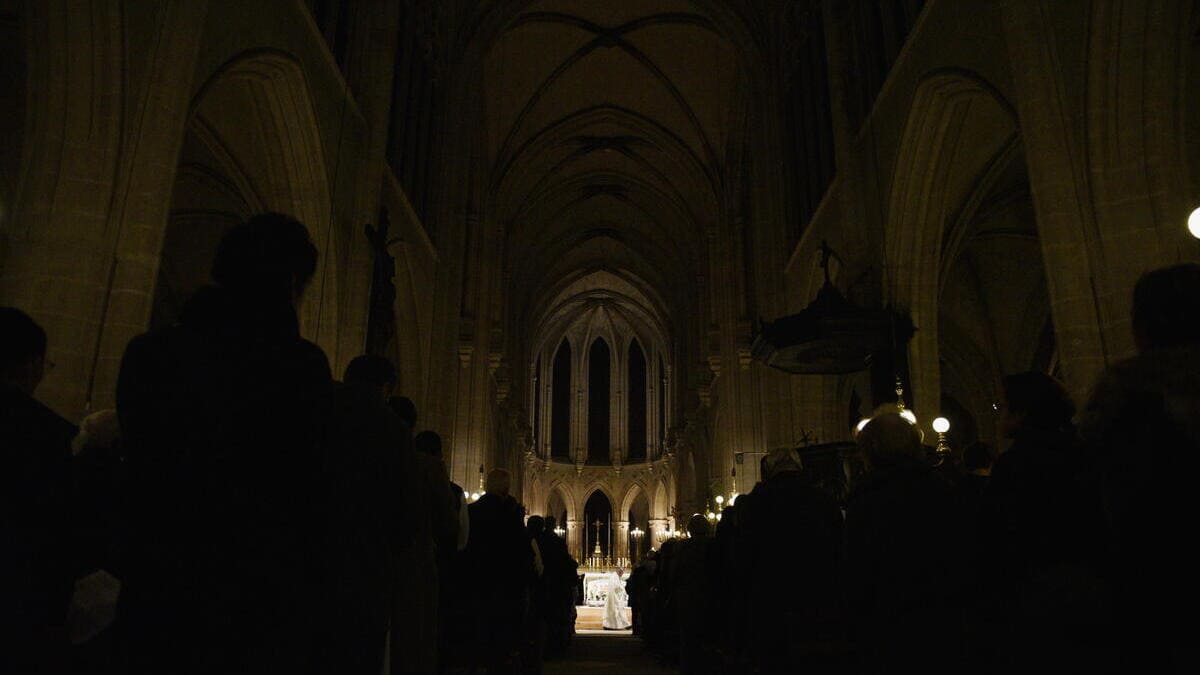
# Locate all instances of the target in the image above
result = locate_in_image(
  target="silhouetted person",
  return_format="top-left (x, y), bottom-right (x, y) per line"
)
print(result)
top-left (69, 408), bottom-right (127, 673)
top-left (413, 429), bottom-right (473, 670)
top-left (522, 516), bottom-right (547, 674)
top-left (987, 373), bottom-right (1082, 565)
top-left (389, 395), bottom-right (418, 439)
top-left (415, 430), bottom-right (469, 552)
top-left (389, 415), bottom-right (457, 675)
top-left (465, 469), bottom-right (531, 672)
top-left (846, 411), bottom-right (967, 673)
top-left (326, 355), bottom-right (410, 674)
top-left (391, 415), bottom-right (456, 672)
top-left (1, 307), bottom-right (77, 674)
top-left (669, 514), bottom-right (721, 674)
top-left (960, 441), bottom-right (994, 501)
top-left (736, 448), bottom-right (847, 671)
top-left (536, 516), bottom-right (576, 657)
top-left (1079, 263), bottom-right (1200, 670)
top-left (984, 372), bottom-right (1108, 669)
top-left (624, 550), bottom-right (654, 638)
top-left (116, 213), bottom-right (334, 673)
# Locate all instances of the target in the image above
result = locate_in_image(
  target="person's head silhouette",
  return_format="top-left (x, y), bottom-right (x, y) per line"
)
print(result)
top-left (414, 430), bottom-right (443, 458)
top-left (343, 355), bottom-right (396, 404)
top-left (0, 307), bottom-right (48, 395)
top-left (1132, 263), bottom-right (1200, 353)
top-left (527, 515), bottom-right (545, 537)
top-left (485, 468), bottom-right (512, 497)
top-left (857, 411), bottom-right (924, 468)
top-left (1000, 372), bottom-right (1074, 438)
top-left (388, 396), bottom-right (417, 429)
top-left (211, 212), bottom-right (318, 307)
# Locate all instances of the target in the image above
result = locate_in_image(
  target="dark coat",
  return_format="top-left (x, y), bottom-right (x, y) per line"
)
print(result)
top-left (326, 382), bottom-right (410, 634)
top-left (465, 494), bottom-right (529, 596)
top-left (985, 429), bottom-right (1096, 574)
top-left (116, 286), bottom-right (334, 673)
top-left (534, 530), bottom-right (574, 614)
top-left (0, 383), bottom-right (77, 672)
top-left (465, 493), bottom-right (531, 663)
top-left (1079, 345), bottom-right (1200, 669)
top-left (736, 471), bottom-right (846, 668)
top-left (845, 456), bottom-right (967, 670)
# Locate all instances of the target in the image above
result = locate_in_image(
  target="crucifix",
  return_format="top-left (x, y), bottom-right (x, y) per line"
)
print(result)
top-left (592, 518), bottom-right (603, 556)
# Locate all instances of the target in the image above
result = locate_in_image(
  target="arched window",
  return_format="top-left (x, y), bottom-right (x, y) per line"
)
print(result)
top-left (627, 339), bottom-right (647, 461)
top-left (587, 338), bottom-right (611, 463)
top-left (551, 339), bottom-right (571, 459)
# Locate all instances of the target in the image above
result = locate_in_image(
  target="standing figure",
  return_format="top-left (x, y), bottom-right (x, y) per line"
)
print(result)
top-left (116, 213), bottom-right (334, 674)
top-left (1, 307), bottom-right (77, 675)
top-left (602, 570), bottom-right (630, 630)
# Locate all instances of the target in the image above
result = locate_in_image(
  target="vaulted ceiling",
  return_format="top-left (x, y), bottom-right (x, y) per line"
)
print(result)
top-left (484, 0), bottom-right (747, 340)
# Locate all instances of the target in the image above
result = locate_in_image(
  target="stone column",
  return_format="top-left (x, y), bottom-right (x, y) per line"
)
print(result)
top-left (615, 520), bottom-right (630, 566)
top-left (998, 0), bottom-right (1118, 402)
top-left (649, 518), bottom-right (668, 549)
top-left (567, 520), bottom-right (583, 563)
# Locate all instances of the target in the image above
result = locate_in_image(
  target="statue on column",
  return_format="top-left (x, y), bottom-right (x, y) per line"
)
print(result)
top-left (364, 207), bottom-right (399, 357)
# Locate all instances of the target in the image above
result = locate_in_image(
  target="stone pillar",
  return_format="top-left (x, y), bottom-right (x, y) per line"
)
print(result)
top-left (649, 518), bottom-right (668, 549)
top-left (567, 520), bottom-right (583, 563)
top-left (615, 520), bottom-right (630, 566)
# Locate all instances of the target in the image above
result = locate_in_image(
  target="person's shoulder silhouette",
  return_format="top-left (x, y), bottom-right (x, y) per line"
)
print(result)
top-left (115, 212), bottom-right (335, 672)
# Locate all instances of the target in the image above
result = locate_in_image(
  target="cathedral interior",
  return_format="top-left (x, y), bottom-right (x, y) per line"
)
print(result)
top-left (3, 0), bottom-right (1200, 669)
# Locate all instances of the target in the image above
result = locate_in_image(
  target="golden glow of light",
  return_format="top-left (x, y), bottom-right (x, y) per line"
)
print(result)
top-left (470, 492), bottom-right (480, 501)
top-left (1189, 206), bottom-right (1200, 239)
top-left (932, 417), bottom-right (950, 433)
top-left (714, 495), bottom-right (724, 505)
top-left (899, 409), bottom-right (917, 425)
top-left (855, 418), bottom-right (871, 435)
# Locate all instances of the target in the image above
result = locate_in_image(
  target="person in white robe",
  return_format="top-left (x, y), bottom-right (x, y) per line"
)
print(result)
top-left (602, 570), bottom-right (631, 630)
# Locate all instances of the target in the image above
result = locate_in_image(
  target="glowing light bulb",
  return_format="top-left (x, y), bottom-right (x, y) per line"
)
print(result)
top-left (932, 417), bottom-right (950, 433)
top-left (470, 492), bottom-right (480, 501)
top-left (1189, 206), bottom-right (1200, 239)
top-left (715, 495), bottom-right (724, 505)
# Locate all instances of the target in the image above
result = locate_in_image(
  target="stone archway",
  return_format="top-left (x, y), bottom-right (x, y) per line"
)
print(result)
top-left (153, 52), bottom-right (336, 349)
top-left (582, 489), bottom-right (614, 566)
top-left (546, 483), bottom-right (572, 526)
top-left (885, 71), bottom-right (1019, 429)
top-left (621, 483), bottom-right (651, 564)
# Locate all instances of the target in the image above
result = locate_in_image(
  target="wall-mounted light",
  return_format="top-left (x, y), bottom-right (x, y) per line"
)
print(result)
top-left (1188, 206), bottom-right (1200, 239)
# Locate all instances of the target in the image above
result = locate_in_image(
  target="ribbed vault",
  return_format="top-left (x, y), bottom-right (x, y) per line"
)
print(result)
top-left (483, 0), bottom-right (749, 402)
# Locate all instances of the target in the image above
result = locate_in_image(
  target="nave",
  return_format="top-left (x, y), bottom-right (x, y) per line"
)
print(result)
top-left (3, 0), bottom-right (1200, 673)
top-left (544, 635), bottom-right (671, 675)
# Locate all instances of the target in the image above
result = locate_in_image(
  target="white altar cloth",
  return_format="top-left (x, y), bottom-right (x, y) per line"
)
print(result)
top-left (582, 571), bottom-right (627, 607)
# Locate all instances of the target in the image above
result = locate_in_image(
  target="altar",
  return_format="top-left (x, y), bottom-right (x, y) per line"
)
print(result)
top-left (582, 571), bottom-right (627, 607)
